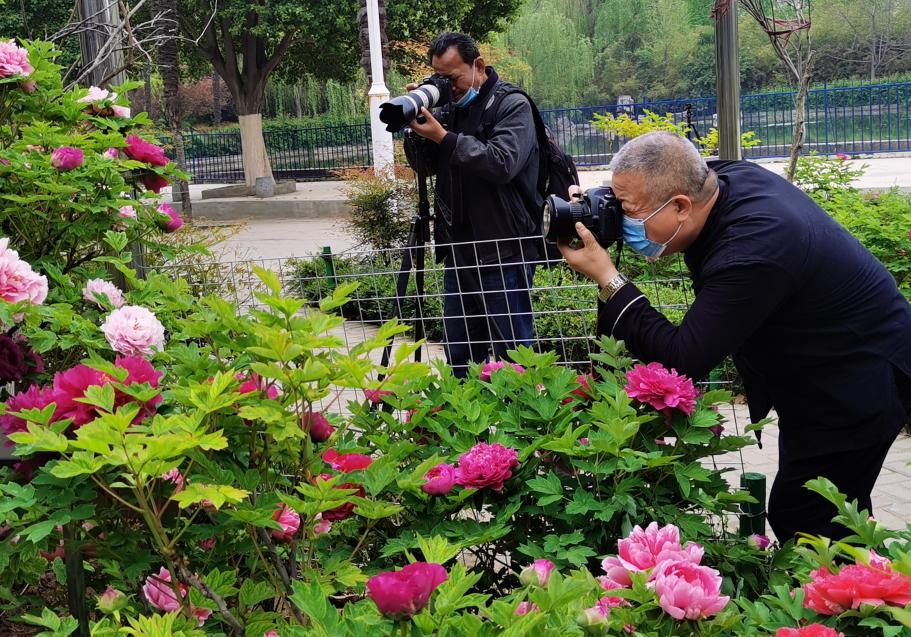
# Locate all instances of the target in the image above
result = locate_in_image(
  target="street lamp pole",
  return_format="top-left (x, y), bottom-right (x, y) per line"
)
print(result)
top-left (366, 0), bottom-right (395, 178)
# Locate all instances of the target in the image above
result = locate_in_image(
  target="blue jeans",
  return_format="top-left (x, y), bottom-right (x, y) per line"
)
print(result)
top-left (442, 261), bottom-right (536, 378)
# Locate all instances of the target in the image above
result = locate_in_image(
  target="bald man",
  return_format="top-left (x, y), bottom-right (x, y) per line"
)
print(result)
top-left (560, 132), bottom-right (911, 542)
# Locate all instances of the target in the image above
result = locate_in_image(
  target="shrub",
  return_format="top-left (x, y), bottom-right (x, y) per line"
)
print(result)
top-left (337, 166), bottom-right (417, 251)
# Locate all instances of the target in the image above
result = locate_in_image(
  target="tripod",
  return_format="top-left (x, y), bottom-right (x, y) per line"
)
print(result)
top-left (379, 138), bottom-right (433, 369)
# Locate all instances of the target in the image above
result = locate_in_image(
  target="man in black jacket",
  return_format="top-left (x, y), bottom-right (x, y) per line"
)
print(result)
top-left (407, 32), bottom-right (540, 378)
top-left (559, 131), bottom-right (911, 541)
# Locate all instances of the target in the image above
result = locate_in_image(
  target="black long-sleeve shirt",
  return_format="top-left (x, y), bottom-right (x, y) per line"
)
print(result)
top-left (598, 160), bottom-right (911, 456)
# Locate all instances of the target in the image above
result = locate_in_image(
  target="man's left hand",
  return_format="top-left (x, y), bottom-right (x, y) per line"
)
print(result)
top-left (408, 107), bottom-right (448, 144)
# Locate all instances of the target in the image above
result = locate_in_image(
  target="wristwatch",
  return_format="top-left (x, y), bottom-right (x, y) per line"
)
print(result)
top-left (598, 273), bottom-right (629, 303)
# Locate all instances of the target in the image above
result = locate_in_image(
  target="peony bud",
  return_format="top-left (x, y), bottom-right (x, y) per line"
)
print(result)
top-left (519, 559), bottom-right (556, 587)
top-left (97, 586), bottom-right (128, 614)
top-left (748, 534), bottom-right (771, 550)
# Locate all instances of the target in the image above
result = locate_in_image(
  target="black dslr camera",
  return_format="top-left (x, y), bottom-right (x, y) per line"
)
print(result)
top-left (542, 186), bottom-right (624, 248)
top-left (379, 75), bottom-right (453, 133)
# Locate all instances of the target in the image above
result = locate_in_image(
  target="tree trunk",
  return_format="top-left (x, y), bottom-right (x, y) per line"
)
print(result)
top-left (144, 62), bottom-right (154, 119)
top-left (294, 83), bottom-right (303, 119)
top-left (238, 113), bottom-right (273, 187)
top-left (212, 71), bottom-right (222, 125)
top-left (786, 71), bottom-right (812, 182)
top-left (153, 0), bottom-right (191, 219)
top-left (76, 0), bottom-right (126, 87)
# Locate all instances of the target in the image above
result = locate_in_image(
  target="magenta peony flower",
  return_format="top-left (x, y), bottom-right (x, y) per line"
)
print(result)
top-left (198, 537), bottom-right (216, 551)
top-left (776, 625), bottom-right (844, 637)
top-left (479, 360), bottom-right (525, 381)
top-left (301, 410), bottom-right (334, 442)
top-left (97, 586), bottom-right (127, 614)
top-left (117, 205), bottom-right (136, 218)
top-left (0, 237), bottom-right (48, 306)
top-left (156, 203), bottom-right (184, 233)
top-left (113, 355), bottom-right (163, 420)
top-left (271, 504), bottom-right (300, 542)
top-left (100, 305), bottom-right (165, 356)
top-left (78, 86), bottom-right (114, 104)
top-left (124, 135), bottom-right (169, 167)
top-left (52, 364), bottom-right (107, 426)
top-left (111, 105), bottom-right (131, 118)
top-left (624, 362), bottom-right (697, 416)
top-left (364, 388), bottom-right (393, 404)
top-left (514, 601), bottom-right (539, 615)
top-left (802, 563), bottom-right (911, 615)
top-left (367, 562), bottom-right (448, 619)
top-left (0, 384), bottom-right (57, 442)
top-left (421, 463), bottom-right (457, 496)
top-left (0, 40), bottom-right (33, 78)
top-left (454, 442), bottom-right (518, 491)
top-left (322, 448), bottom-right (372, 473)
top-left (601, 522), bottom-right (703, 585)
top-left (83, 279), bottom-right (125, 309)
top-left (142, 567), bottom-right (211, 625)
top-left (651, 559), bottom-right (730, 620)
top-left (519, 559), bottom-right (556, 587)
top-left (236, 371), bottom-right (279, 400)
top-left (50, 147), bottom-right (84, 171)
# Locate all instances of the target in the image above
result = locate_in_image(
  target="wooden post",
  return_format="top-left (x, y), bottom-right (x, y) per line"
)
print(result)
top-left (714, 0), bottom-right (742, 160)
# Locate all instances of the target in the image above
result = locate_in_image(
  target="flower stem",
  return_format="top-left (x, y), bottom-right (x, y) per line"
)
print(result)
top-left (399, 619), bottom-right (409, 637)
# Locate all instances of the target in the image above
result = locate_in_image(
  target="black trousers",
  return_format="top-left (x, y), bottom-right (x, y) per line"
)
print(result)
top-left (767, 369), bottom-right (911, 542)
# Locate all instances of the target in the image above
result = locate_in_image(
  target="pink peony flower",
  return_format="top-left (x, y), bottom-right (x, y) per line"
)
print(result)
top-left (364, 388), bottom-right (393, 404)
top-left (124, 135), bottom-right (169, 167)
top-left (313, 513), bottom-right (332, 536)
top-left (78, 86), bottom-right (114, 104)
top-left (479, 360), bottom-right (525, 381)
top-left (97, 586), bottom-right (127, 613)
top-left (198, 537), bottom-right (216, 551)
top-left (367, 563), bottom-right (448, 619)
top-left (83, 279), bottom-right (125, 308)
top-left (0, 237), bottom-right (48, 306)
top-left (867, 549), bottom-right (892, 570)
top-left (624, 363), bottom-right (697, 416)
top-left (302, 410), bottom-right (334, 442)
top-left (161, 468), bottom-right (184, 490)
top-left (519, 559), bottom-right (556, 587)
top-left (651, 559), bottom-right (730, 620)
top-left (236, 371), bottom-right (279, 400)
top-left (118, 204), bottom-right (136, 218)
top-left (111, 105), bottom-right (131, 118)
top-left (100, 305), bottom-right (165, 356)
top-left (142, 567), bottom-right (211, 625)
top-left (776, 625), bottom-right (844, 637)
top-left (264, 632), bottom-right (280, 637)
top-left (421, 463), bottom-right (457, 496)
top-left (802, 563), bottom-right (911, 615)
top-left (514, 601), bottom-right (539, 615)
top-left (0, 40), bottom-right (33, 78)
top-left (454, 442), bottom-right (518, 491)
top-left (50, 147), bottom-right (84, 171)
top-left (156, 203), bottom-right (184, 233)
top-left (835, 152), bottom-right (849, 161)
top-left (601, 522), bottom-right (703, 587)
top-left (579, 594), bottom-right (626, 626)
top-left (322, 448), bottom-right (372, 473)
top-left (271, 504), bottom-right (300, 542)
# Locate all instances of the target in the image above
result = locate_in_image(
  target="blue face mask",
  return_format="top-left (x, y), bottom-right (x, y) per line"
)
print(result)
top-left (622, 197), bottom-right (682, 260)
top-left (454, 66), bottom-right (479, 108)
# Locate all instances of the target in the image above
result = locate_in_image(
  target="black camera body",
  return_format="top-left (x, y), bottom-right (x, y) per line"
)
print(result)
top-left (542, 186), bottom-right (624, 248)
top-left (379, 75), bottom-right (453, 133)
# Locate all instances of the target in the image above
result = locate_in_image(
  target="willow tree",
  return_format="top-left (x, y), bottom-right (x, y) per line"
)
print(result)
top-left (740, 0), bottom-right (814, 181)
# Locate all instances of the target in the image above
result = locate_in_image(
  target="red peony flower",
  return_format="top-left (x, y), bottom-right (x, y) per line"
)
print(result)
top-left (141, 173), bottom-right (169, 193)
top-left (803, 563), bottom-right (911, 615)
top-left (322, 448), bottom-right (372, 473)
top-left (367, 562), bottom-right (447, 619)
top-left (624, 362), bottom-right (697, 416)
top-left (454, 442), bottom-right (519, 491)
top-left (316, 474), bottom-right (366, 522)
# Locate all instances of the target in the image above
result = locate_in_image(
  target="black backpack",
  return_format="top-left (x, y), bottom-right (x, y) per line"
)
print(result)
top-left (484, 86), bottom-right (580, 263)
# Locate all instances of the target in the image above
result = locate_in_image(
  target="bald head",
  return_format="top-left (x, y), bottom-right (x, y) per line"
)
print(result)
top-left (610, 132), bottom-right (715, 203)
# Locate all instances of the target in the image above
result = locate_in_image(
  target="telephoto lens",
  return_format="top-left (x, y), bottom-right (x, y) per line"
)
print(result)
top-left (379, 76), bottom-right (451, 133)
top-left (542, 186), bottom-right (624, 248)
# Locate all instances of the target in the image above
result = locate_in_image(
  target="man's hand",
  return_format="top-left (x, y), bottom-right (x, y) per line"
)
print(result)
top-left (408, 107), bottom-right (448, 144)
top-left (558, 222), bottom-right (619, 288)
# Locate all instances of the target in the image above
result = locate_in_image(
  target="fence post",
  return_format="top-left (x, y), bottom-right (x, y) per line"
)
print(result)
top-left (322, 246), bottom-right (337, 289)
top-left (739, 472), bottom-right (767, 537)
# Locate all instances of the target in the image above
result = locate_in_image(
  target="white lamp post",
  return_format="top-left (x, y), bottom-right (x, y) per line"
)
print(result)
top-left (366, 0), bottom-right (395, 178)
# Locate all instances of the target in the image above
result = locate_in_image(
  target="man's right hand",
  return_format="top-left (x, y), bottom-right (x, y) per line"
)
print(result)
top-left (558, 222), bottom-right (619, 288)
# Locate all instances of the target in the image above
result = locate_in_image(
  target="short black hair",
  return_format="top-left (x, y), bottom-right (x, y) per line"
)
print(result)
top-left (427, 32), bottom-right (480, 66)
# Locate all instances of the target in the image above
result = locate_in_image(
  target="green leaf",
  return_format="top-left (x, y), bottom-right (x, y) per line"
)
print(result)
top-left (352, 499), bottom-right (404, 520)
top-left (527, 472), bottom-right (564, 506)
top-left (103, 230), bottom-right (129, 253)
top-left (170, 483), bottom-right (249, 510)
top-left (416, 535), bottom-right (462, 565)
